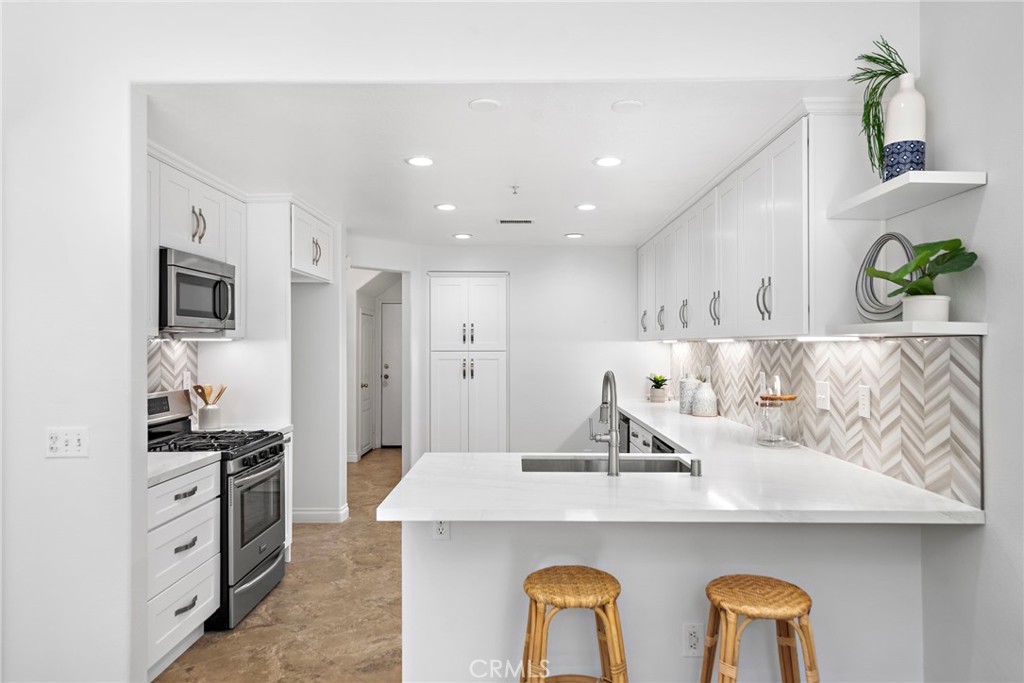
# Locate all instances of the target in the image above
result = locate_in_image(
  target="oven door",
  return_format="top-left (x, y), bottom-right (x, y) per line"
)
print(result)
top-left (162, 264), bottom-right (235, 332)
top-left (228, 456), bottom-right (285, 585)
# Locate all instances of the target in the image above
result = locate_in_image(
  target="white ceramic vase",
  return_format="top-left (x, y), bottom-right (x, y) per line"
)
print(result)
top-left (678, 375), bottom-right (700, 414)
top-left (692, 382), bottom-right (718, 417)
top-left (902, 294), bottom-right (950, 322)
top-left (883, 73), bottom-right (927, 182)
top-left (650, 387), bottom-right (668, 403)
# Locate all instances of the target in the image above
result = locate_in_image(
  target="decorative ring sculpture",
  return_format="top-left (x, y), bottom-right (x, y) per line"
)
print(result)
top-left (855, 232), bottom-right (919, 321)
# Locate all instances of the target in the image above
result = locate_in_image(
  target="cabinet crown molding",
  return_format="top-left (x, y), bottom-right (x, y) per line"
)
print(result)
top-left (148, 142), bottom-right (248, 202)
top-left (247, 193), bottom-right (340, 229)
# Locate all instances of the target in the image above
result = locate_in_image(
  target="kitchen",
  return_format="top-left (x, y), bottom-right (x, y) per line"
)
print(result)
top-left (2, 3), bottom-right (1023, 683)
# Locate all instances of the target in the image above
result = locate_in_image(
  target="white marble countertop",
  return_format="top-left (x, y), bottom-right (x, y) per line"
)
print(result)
top-left (376, 400), bottom-right (983, 524)
top-left (147, 451), bottom-right (221, 488)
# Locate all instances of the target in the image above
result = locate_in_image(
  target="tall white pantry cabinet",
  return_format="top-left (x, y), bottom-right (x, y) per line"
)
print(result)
top-left (429, 274), bottom-right (509, 453)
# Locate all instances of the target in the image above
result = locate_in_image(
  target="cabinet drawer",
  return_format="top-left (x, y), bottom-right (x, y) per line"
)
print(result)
top-left (148, 462), bottom-right (220, 531)
top-left (628, 424), bottom-right (653, 453)
top-left (148, 498), bottom-right (220, 599)
top-left (148, 554), bottom-right (220, 667)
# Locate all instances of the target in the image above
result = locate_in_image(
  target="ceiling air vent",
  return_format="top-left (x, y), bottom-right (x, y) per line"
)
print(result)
top-left (497, 219), bottom-right (534, 225)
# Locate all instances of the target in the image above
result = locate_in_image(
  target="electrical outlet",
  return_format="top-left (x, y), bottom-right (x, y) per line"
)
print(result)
top-left (46, 427), bottom-right (89, 458)
top-left (815, 381), bottom-right (831, 411)
top-left (684, 623), bottom-right (703, 657)
top-left (858, 385), bottom-right (871, 419)
top-left (432, 521), bottom-right (450, 541)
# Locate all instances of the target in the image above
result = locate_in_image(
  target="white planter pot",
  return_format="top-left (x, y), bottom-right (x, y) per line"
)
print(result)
top-left (649, 387), bottom-right (668, 403)
top-left (901, 294), bottom-right (950, 322)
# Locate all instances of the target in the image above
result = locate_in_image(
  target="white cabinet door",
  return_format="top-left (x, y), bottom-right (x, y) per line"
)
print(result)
top-left (157, 162), bottom-right (227, 261)
top-left (637, 243), bottom-right (655, 340)
top-left (311, 220), bottom-right (334, 282)
top-left (147, 156), bottom-right (161, 338)
top-left (429, 352), bottom-right (468, 452)
top-left (430, 277), bottom-right (468, 351)
top-left (654, 229), bottom-right (675, 338)
top-left (192, 181), bottom-right (226, 260)
top-left (466, 277), bottom-right (507, 351)
top-left (698, 191), bottom-right (719, 332)
top-left (716, 172), bottom-right (740, 337)
top-left (737, 149), bottom-right (770, 333)
top-left (765, 118), bottom-right (809, 336)
top-left (290, 205), bottom-right (333, 282)
top-left (467, 352), bottom-right (508, 452)
top-left (671, 216), bottom-right (691, 337)
top-left (224, 196), bottom-right (246, 339)
top-left (684, 207), bottom-right (704, 339)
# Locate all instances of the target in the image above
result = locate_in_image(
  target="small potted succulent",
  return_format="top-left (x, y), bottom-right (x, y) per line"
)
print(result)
top-left (647, 374), bottom-right (670, 403)
top-left (866, 238), bottom-right (978, 322)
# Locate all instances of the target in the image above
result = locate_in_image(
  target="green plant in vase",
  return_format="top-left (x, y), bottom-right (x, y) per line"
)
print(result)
top-left (866, 238), bottom-right (978, 322)
top-left (849, 36), bottom-right (909, 179)
top-left (648, 374), bottom-right (670, 403)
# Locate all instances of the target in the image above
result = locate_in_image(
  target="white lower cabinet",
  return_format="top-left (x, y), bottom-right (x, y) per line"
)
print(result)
top-left (148, 498), bottom-right (220, 598)
top-left (430, 352), bottom-right (508, 452)
top-left (147, 462), bottom-right (220, 531)
top-left (148, 554), bottom-right (221, 672)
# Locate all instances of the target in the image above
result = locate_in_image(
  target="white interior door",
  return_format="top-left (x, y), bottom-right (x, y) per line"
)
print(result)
top-left (380, 303), bottom-right (402, 447)
top-left (467, 352), bottom-right (508, 453)
top-left (358, 310), bottom-right (374, 455)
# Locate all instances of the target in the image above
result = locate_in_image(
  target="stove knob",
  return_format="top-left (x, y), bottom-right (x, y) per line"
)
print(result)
top-left (276, 444), bottom-right (284, 455)
top-left (241, 456), bottom-right (250, 467)
top-left (260, 450), bottom-right (269, 460)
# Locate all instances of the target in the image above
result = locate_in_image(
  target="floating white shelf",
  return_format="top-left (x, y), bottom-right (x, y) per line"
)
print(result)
top-left (828, 321), bottom-right (989, 338)
top-left (828, 171), bottom-right (987, 220)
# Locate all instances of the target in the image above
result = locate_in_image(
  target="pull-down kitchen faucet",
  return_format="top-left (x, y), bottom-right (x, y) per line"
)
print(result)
top-left (588, 370), bottom-right (620, 476)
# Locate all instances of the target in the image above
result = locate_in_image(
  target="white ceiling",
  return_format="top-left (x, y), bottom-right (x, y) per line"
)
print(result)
top-left (145, 80), bottom-right (856, 246)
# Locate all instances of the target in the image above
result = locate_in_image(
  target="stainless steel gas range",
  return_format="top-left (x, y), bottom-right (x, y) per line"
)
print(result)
top-left (147, 390), bottom-right (287, 629)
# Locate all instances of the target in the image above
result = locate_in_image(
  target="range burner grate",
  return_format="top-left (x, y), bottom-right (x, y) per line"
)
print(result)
top-left (150, 430), bottom-right (276, 454)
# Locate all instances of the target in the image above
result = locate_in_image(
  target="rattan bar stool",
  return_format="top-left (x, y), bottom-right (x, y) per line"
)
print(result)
top-left (700, 574), bottom-right (819, 683)
top-left (520, 565), bottom-right (628, 683)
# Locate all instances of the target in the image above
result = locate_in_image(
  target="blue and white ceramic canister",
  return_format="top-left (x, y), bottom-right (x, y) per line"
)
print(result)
top-left (883, 73), bottom-right (927, 182)
top-left (678, 374), bottom-right (700, 414)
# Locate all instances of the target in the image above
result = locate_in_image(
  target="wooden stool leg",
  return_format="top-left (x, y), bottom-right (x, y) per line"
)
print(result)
top-left (775, 619), bottom-right (800, 683)
top-left (595, 606), bottom-right (612, 682)
top-left (603, 601), bottom-right (628, 683)
top-left (794, 614), bottom-right (820, 683)
top-left (699, 602), bottom-right (720, 683)
top-left (523, 600), bottom-right (548, 683)
top-left (521, 599), bottom-right (535, 683)
top-left (716, 609), bottom-right (741, 683)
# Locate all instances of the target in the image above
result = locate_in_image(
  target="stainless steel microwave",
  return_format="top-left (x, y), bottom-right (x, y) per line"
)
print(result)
top-left (159, 248), bottom-right (236, 333)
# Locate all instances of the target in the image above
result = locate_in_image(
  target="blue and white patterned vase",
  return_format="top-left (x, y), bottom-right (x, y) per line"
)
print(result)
top-left (883, 73), bottom-right (927, 182)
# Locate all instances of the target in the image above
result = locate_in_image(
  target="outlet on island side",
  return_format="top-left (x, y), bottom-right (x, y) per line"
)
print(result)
top-left (684, 623), bottom-right (703, 657)
top-left (432, 521), bottom-right (451, 541)
top-left (858, 385), bottom-right (871, 419)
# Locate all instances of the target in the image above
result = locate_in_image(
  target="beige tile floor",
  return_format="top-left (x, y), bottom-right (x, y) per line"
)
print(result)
top-left (157, 448), bottom-right (402, 683)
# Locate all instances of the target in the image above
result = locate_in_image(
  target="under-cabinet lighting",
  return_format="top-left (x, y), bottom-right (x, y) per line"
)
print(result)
top-left (452, 233), bottom-right (473, 240)
top-left (795, 336), bottom-right (859, 343)
top-left (593, 157), bottom-right (622, 167)
top-left (435, 203), bottom-right (457, 211)
top-left (576, 204), bottom-right (597, 211)
top-left (706, 338), bottom-right (736, 344)
top-left (468, 98), bottom-right (501, 111)
top-left (661, 340), bottom-right (678, 344)
top-left (180, 337), bottom-right (234, 342)
top-left (405, 156), bottom-right (434, 167)
top-left (564, 233), bottom-right (584, 239)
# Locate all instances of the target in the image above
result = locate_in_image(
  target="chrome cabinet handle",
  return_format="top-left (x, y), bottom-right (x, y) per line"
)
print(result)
top-left (470, 359), bottom-right (475, 379)
top-left (714, 290), bottom-right (722, 325)
top-left (173, 536), bottom-right (198, 554)
top-left (173, 486), bottom-right (198, 501)
top-left (631, 431), bottom-right (639, 438)
top-left (315, 238), bottom-right (322, 265)
top-left (197, 208), bottom-right (207, 243)
top-left (462, 359), bottom-right (466, 379)
top-left (708, 294), bottom-right (716, 325)
top-left (642, 439), bottom-right (651, 448)
top-left (174, 595), bottom-right (198, 617)
top-left (763, 276), bottom-right (773, 319)
top-left (756, 278), bottom-right (766, 320)
top-left (360, 383), bottom-right (369, 388)
top-left (640, 310), bottom-right (648, 333)
top-left (462, 323), bottom-right (466, 343)
top-left (190, 206), bottom-right (199, 241)
top-left (678, 301), bottom-right (686, 328)
top-left (657, 305), bottom-right (665, 330)
top-left (470, 323), bottom-right (475, 344)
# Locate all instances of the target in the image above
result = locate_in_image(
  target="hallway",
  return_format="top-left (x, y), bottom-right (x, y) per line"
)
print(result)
top-left (158, 449), bottom-right (403, 683)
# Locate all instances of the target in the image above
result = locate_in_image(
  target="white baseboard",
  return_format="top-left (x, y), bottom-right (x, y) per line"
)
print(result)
top-left (348, 451), bottom-right (363, 463)
top-left (293, 505), bottom-right (350, 523)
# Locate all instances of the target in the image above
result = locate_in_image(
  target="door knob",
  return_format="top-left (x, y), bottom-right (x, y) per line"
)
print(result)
top-left (383, 374), bottom-right (390, 380)
top-left (360, 383), bottom-right (369, 388)
top-left (384, 363), bottom-right (390, 369)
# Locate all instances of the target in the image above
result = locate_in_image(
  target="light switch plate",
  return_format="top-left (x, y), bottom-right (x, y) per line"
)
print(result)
top-left (858, 385), bottom-right (871, 418)
top-left (815, 381), bottom-right (831, 411)
top-left (46, 427), bottom-right (89, 458)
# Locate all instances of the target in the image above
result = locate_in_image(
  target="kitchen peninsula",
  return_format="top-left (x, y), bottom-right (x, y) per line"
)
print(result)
top-left (378, 403), bottom-right (982, 682)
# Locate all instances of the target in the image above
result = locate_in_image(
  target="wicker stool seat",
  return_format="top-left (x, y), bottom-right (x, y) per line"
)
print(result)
top-left (701, 574), bottom-right (819, 683)
top-left (520, 565), bottom-right (628, 683)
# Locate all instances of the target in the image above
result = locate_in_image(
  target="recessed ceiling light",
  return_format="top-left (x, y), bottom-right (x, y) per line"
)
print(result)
top-left (593, 157), bottom-right (622, 167)
top-left (576, 204), bottom-right (597, 211)
top-left (435, 204), bottom-right (457, 211)
top-left (564, 233), bottom-right (584, 239)
top-left (405, 156), bottom-right (434, 167)
top-left (468, 98), bottom-right (501, 111)
top-left (453, 233), bottom-right (473, 240)
top-left (611, 99), bottom-right (646, 113)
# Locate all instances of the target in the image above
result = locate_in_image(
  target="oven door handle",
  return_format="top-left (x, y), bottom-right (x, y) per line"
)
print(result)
top-left (234, 549), bottom-right (285, 596)
top-left (232, 457), bottom-right (284, 489)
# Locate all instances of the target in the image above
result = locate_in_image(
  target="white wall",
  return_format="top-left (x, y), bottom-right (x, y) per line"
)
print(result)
top-left (891, 3), bottom-right (1024, 680)
top-left (0, 3), bottom-right (922, 679)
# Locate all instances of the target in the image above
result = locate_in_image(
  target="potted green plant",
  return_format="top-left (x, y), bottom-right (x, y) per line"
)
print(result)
top-left (866, 238), bottom-right (978, 322)
top-left (647, 374), bottom-right (670, 403)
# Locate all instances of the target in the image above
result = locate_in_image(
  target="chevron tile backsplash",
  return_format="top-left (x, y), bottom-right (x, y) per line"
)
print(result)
top-left (147, 340), bottom-right (199, 393)
top-left (671, 338), bottom-right (982, 507)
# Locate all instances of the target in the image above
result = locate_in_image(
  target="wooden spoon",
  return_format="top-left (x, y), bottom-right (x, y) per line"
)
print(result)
top-left (213, 385), bottom-right (227, 404)
top-left (193, 384), bottom-right (209, 406)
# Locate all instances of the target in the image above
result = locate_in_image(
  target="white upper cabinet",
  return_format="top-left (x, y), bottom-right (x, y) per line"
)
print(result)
top-left (737, 148), bottom-right (771, 332)
top-left (291, 204), bottom-right (334, 283)
top-left (429, 274), bottom-right (508, 352)
top-left (157, 162), bottom-right (226, 261)
top-left (224, 196), bottom-right (247, 339)
top-left (654, 228), bottom-right (675, 338)
top-left (715, 173), bottom-right (740, 337)
top-left (697, 190), bottom-right (719, 333)
top-left (637, 243), bottom-right (655, 340)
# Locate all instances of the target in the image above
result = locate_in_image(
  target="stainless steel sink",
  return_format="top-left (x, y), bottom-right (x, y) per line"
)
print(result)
top-left (521, 455), bottom-right (691, 473)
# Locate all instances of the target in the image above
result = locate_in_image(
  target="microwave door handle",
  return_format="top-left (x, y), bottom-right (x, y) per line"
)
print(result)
top-left (219, 280), bottom-right (230, 322)
top-left (226, 281), bottom-right (234, 322)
